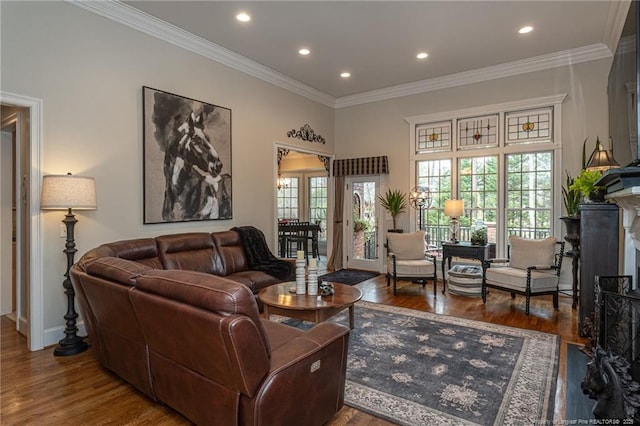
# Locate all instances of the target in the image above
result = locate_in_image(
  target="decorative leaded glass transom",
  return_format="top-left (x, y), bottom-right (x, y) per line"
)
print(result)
top-left (457, 114), bottom-right (498, 149)
top-left (416, 121), bottom-right (452, 153)
top-left (505, 107), bottom-right (553, 144)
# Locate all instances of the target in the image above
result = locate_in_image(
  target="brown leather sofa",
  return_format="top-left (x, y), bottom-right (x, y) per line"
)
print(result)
top-left (78, 230), bottom-right (291, 296)
top-left (71, 252), bottom-right (350, 425)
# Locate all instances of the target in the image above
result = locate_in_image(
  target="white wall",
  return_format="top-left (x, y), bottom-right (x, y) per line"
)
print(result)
top-left (334, 59), bottom-right (613, 232)
top-left (0, 0), bottom-right (617, 336)
top-left (1, 1), bottom-right (334, 332)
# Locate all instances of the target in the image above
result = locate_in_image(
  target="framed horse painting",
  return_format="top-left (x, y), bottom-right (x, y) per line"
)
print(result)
top-left (142, 86), bottom-right (232, 223)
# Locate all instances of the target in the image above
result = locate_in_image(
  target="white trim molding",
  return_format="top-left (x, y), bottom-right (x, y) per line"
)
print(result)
top-left (69, 0), bottom-right (335, 107)
top-left (70, 1), bottom-right (613, 110)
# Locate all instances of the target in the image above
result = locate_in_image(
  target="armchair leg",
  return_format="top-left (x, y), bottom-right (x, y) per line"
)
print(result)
top-left (510, 292), bottom-right (516, 299)
top-left (393, 276), bottom-right (397, 296)
top-left (525, 295), bottom-right (531, 315)
top-left (386, 273), bottom-right (390, 287)
top-left (553, 292), bottom-right (559, 309)
top-left (481, 284), bottom-right (487, 304)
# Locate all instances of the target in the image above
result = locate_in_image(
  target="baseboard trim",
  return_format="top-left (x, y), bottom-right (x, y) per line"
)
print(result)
top-left (44, 321), bottom-right (87, 349)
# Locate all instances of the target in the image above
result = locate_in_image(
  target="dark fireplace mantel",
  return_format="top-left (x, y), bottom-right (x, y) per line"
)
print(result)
top-left (598, 167), bottom-right (640, 194)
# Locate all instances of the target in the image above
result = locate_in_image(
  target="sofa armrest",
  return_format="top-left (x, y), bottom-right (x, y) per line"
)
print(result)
top-left (243, 322), bottom-right (350, 425)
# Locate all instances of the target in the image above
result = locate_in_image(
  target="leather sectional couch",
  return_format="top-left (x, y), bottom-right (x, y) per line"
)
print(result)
top-left (70, 230), bottom-right (351, 425)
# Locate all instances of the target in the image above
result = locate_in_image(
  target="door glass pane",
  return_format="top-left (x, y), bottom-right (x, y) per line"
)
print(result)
top-left (308, 176), bottom-right (327, 241)
top-left (277, 177), bottom-right (299, 220)
top-left (352, 181), bottom-right (377, 260)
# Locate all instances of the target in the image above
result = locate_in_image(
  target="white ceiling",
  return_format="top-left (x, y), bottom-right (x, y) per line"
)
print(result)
top-left (71, 1), bottom-right (628, 107)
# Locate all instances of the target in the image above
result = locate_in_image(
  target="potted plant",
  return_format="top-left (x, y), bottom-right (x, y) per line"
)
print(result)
top-left (570, 169), bottom-right (605, 202)
top-left (377, 189), bottom-right (407, 232)
top-left (562, 171), bottom-right (581, 218)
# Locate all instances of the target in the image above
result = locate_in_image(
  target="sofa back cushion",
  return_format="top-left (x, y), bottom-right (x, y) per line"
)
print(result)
top-left (131, 270), bottom-right (270, 397)
top-left (156, 233), bottom-right (223, 274)
top-left (211, 231), bottom-right (249, 275)
top-left (386, 230), bottom-right (426, 260)
top-left (92, 238), bottom-right (163, 269)
top-left (509, 236), bottom-right (557, 270)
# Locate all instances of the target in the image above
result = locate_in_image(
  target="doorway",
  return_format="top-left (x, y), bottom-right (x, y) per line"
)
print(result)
top-left (345, 176), bottom-right (382, 272)
top-left (275, 146), bottom-right (331, 267)
top-left (1, 92), bottom-right (44, 352)
top-left (1, 105), bottom-right (26, 337)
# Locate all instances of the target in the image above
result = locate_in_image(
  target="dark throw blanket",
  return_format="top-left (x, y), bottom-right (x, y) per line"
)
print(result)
top-left (232, 226), bottom-right (295, 281)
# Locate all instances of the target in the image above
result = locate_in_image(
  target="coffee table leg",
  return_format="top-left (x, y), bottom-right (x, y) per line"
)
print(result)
top-left (349, 305), bottom-right (355, 329)
top-left (264, 305), bottom-right (271, 320)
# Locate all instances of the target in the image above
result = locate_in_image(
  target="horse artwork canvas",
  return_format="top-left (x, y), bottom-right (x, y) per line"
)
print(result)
top-left (143, 87), bottom-right (232, 223)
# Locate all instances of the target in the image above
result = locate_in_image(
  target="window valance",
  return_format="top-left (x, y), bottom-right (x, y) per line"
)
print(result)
top-left (332, 156), bottom-right (389, 176)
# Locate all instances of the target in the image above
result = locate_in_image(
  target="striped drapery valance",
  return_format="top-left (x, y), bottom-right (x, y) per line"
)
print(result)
top-left (332, 156), bottom-right (389, 176)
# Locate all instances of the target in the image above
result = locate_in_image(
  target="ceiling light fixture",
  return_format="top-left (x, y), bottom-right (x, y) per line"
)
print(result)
top-left (416, 52), bottom-right (428, 59)
top-left (298, 48), bottom-right (310, 56)
top-left (340, 72), bottom-right (351, 78)
top-left (518, 26), bottom-right (533, 34)
top-left (236, 12), bottom-right (251, 22)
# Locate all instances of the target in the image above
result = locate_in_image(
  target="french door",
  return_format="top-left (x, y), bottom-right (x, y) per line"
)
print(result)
top-left (345, 176), bottom-right (382, 272)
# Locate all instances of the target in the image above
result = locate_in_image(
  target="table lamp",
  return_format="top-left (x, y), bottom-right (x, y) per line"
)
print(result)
top-left (41, 173), bottom-right (97, 356)
top-left (444, 199), bottom-right (464, 243)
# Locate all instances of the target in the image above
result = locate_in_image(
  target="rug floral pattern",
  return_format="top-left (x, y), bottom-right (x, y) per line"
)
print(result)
top-left (281, 301), bottom-right (558, 426)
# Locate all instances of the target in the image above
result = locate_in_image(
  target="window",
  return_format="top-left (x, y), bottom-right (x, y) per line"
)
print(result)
top-left (506, 152), bottom-right (552, 239)
top-left (308, 176), bottom-right (328, 240)
top-left (416, 159), bottom-right (451, 243)
top-left (277, 176), bottom-right (299, 220)
top-left (459, 156), bottom-right (498, 242)
top-left (407, 94), bottom-right (565, 253)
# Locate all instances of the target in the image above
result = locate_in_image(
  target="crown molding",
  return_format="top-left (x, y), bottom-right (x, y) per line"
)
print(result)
top-left (603, 0), bottom-right (632, 53)
top-left (68, 0), bottom-right (336, 108)
top-left (70, 0), bottom-right (614, 111)
top-left (335, 44), bottom-right (612, 108)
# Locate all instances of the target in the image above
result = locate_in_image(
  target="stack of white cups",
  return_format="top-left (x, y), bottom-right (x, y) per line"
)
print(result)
top-left (295, 250), bottom-right (306, 294)
top-left (307, 257), bottom-right (318, 296)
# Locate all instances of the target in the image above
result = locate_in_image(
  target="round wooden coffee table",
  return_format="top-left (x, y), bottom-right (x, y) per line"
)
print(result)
top-left (259, 282), bottom-right (362, 329)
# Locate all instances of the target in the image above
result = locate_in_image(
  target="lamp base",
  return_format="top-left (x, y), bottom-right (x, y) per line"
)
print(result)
top-left (53, 335), bottom-right (88, 357)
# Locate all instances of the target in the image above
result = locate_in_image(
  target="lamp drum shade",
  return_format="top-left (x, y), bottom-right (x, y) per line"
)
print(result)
top-left (41, 174), bottom-right (97, 210)
top-left (444, 199), bottom-right (464, 218)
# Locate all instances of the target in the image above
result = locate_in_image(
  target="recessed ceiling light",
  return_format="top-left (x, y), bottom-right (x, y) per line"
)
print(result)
top-left (416, 52), bottom-right (428, 59)
top-left (340, 72), bottom-right (351, 78)
top-left (236, 12), bottom-right (251, 22)
top-left (299, 48), bottom-right (310, 56)
top-left (518, 26), bottom-right (533, 34)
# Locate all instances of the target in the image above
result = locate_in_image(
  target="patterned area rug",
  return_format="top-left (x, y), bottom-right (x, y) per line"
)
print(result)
top-left (281, 301), bottom-right (558, 425)
top-left (318, 269), bottom-right (380, 285)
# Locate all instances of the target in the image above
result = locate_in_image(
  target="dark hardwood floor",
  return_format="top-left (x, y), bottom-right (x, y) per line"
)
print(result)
top-left (1, 276), bottom-right (585, 425)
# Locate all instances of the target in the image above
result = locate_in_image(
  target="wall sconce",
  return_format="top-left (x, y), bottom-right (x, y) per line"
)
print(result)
top-left (41, 173), bottom-right (97, 356)
top-left (586, 137), bottom-right (620, 172)
top-left (444, 199), bottom-right (464, 243)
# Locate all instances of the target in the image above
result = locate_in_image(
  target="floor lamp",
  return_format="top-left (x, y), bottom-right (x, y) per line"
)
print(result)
top-left (409, 186), bottom-right (432, 231)
top-left (41, 173), bottom-right (97, 356)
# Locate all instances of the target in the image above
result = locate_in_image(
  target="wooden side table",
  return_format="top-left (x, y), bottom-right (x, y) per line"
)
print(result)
top-left (441, 242), bottom-right (491, 294)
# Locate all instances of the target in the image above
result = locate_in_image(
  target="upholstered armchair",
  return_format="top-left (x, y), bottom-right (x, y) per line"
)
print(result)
top-left (386, 230), bottom-right (437, 296)
top-left (482, 236), bottom-right (565, 315)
